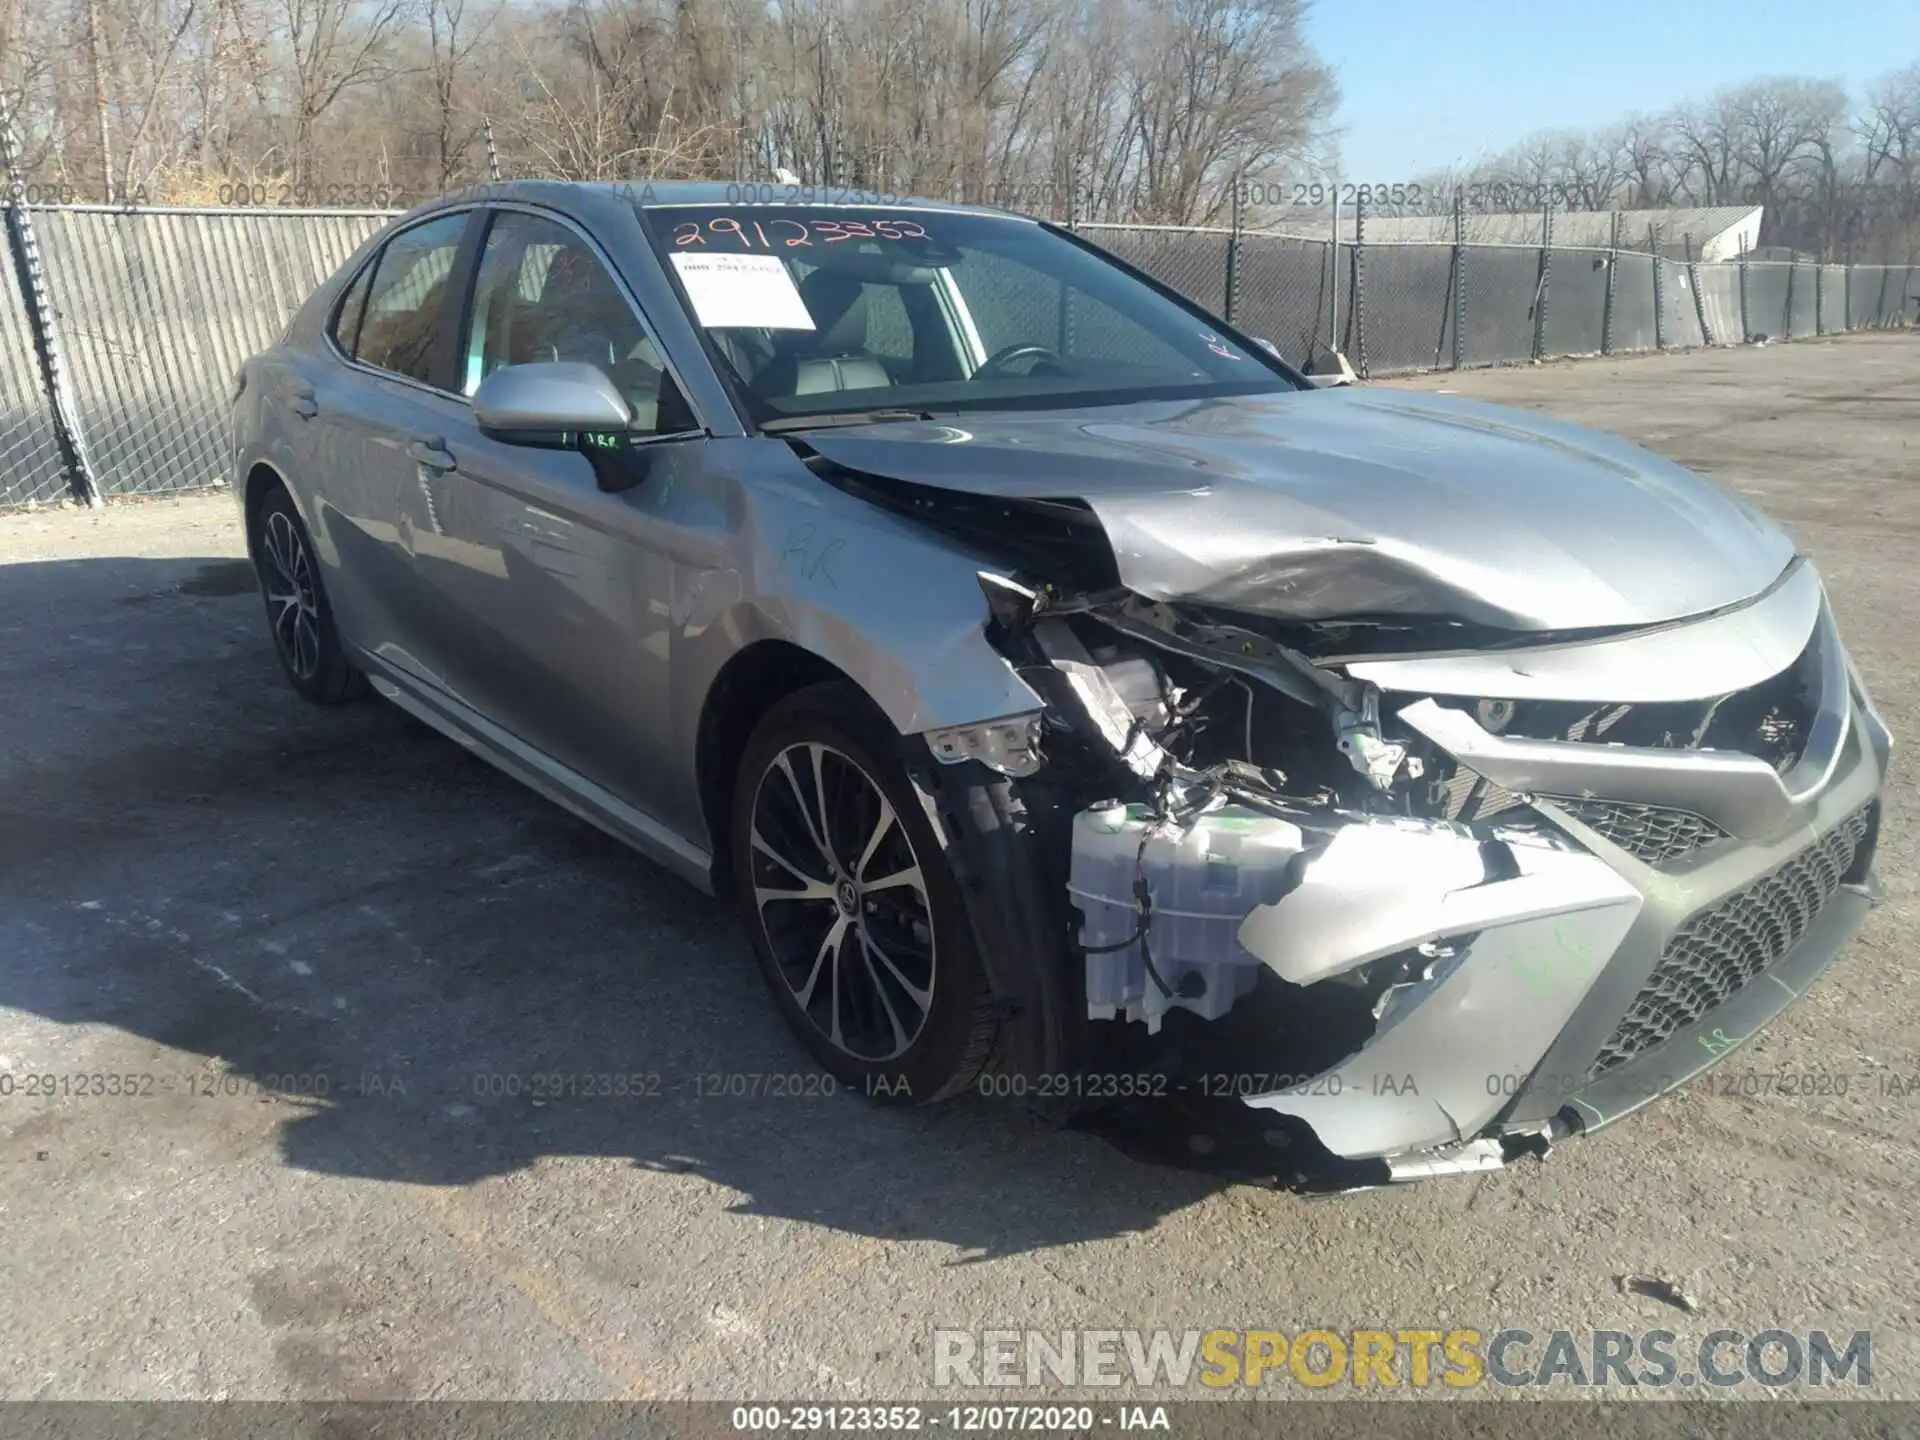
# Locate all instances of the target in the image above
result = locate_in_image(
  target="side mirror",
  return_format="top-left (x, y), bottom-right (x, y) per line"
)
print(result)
top-left (472, 362), bottom-right (632, 446)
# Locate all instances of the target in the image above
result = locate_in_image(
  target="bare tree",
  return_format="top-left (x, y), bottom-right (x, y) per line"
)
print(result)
top-left (277, 0), bottom-right (409, 184)
top-left (1613, 113), bottom-right (1674, 206)
top-left (1668, 94), bottom-right (1744, 204)
top-left (1729, 77), bottom-right (1846, 208)
top-left (1128, 0), bottom-right (1335, 223)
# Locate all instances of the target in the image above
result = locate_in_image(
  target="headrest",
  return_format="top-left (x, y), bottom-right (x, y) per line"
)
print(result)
top-left (784, 271), bottom-right (869, 354)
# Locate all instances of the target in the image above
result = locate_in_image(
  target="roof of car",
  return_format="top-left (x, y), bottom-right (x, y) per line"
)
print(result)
top-left (400, 178), bottom-right (1030, 224)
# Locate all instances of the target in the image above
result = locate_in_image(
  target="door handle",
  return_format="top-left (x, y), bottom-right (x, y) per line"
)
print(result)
top-left (406, 437), bottom-right (456, 472)
top-left (289, 390), bottom-right (318, 419)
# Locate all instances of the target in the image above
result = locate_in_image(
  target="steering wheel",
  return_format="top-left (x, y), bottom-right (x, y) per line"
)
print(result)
top-left (976, 342), bottom-right (1065, 379)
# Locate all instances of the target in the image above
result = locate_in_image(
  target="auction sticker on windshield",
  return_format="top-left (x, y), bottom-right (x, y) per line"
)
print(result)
top-left (670, 252), bottom-right (816, 329)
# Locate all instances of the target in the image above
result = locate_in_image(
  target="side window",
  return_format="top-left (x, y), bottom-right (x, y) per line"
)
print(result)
top-left (463, 211), bottom-right (683, 434)
top-left (354, 213), bottom-right (468, 384)
top-left (328, 261), bottom-right (374, 357)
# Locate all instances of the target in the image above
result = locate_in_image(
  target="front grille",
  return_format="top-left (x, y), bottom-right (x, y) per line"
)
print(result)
top-left (1547, 798), bottom-right (1728, 865)
top-left (1588, 804), bottom-right (1875, 1078)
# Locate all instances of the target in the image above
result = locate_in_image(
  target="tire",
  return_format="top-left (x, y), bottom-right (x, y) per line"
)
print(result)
top-left (250, 482), bottom-right (366, 704)
top-left (730, 682), bottom-right (998, 1104)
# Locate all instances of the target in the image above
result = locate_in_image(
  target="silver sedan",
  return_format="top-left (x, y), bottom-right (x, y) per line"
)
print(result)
top-left (231, 181), bottom-right (1891, 1190)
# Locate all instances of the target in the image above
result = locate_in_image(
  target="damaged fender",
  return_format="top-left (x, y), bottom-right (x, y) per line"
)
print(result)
top-left (670, 450), bottom-right (1047, 780)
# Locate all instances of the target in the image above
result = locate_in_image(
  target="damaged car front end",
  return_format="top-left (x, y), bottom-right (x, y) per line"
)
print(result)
top-left (926, 555), bottom-right (1888, 1189)
top-left (792, 426), bottom-right (1891, 1190)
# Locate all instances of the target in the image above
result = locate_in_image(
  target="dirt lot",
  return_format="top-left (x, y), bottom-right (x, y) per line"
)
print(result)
top-left (1, 333), bottom-right (1916, 1404)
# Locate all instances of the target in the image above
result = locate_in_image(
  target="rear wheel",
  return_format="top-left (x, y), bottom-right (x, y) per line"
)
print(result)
top-left (250, 482), bottom-right (366, 704)
top-left (730, 684), bottom-right (997, 1104)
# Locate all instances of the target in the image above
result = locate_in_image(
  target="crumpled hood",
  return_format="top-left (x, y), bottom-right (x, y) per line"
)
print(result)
top-left (799, 388), bottom-right (1795, 631)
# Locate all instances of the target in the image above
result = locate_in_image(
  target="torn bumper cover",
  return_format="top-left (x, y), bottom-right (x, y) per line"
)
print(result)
top-left (1056, 575), bottom-right (1891, 1183)
top-left (1069, 802), bottom-right (1642, 1159)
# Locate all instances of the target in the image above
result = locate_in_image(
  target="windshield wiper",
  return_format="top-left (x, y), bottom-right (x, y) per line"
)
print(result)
top-left (759, 408), bottom-right (941, 434)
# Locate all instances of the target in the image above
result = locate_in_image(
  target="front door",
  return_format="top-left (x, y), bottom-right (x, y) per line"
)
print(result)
top-left (409, 207), bottom-right (706, 817)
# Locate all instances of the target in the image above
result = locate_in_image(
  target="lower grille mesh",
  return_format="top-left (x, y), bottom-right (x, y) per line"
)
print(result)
top-left (1588, 805), bottom-right (1875, 1078)
top-left (1549, 798), bottom-right (1728, 865)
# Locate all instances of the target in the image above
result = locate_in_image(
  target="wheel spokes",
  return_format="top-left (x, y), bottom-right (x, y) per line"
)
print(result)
top-left (853, 797), bottom-right (897, 881)
top-left (751, 824), bottom-right (834, 895)
top-left (772, 748), bottom-right (839, 873)
top-left (262, 511), bottom-right (322, 678)
top-left (751, 739), bottom-right (938, 1062)
top-left (292, 612), bottom-right (319, 677)
top-left (825, 916), bottom-right (846, 1046)
top-left (807, 742), bottom-right (841, 870)
top-left (861, 863), bottom-right (925, 898)
top-left (856, 931), bottom-right (911, 1056)
top-left (793, 914), bottom-right (847, 1012)
top-left (859, 924), bottom-right (932, 1015)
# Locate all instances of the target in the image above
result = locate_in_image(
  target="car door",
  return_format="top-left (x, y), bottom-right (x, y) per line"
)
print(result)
top-left (306, 208), bottom-right (481, 684)
top-left (408, 204), bottom-right (708, 817)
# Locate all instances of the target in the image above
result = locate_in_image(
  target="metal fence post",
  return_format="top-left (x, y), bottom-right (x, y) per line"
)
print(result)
top-left (1531, 200), bottom-right (1552, 361)
top-left (1783, 260), bottom-right (1796, 340)
top-left (0, 95), bottom-right (100, 507)
top-left (1223, 179), bottom-right (1241, 327)
top-left (1649, 224), bottom-right (1665, 348)
top-left (1843, 263), bottom-right (1851, 331)
top-left (483, 116), bottom-right (503, 183)
top-left (1601, 211), bottom-right (1620, 355)
top-left (1738, 236), bottom-right (1751, 342)
top-left (1449, 189), bottom-right (1465, 370)
top-left (1685, 233), bottom-right (1712, 346)
top-left (1327, 183), bottom-right (1340, 365)
top-left (1351, 195), bottom-right (1369, 379)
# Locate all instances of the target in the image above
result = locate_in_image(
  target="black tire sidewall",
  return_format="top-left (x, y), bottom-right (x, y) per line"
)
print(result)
top-left (730, 684), bottom-right (992, 1105)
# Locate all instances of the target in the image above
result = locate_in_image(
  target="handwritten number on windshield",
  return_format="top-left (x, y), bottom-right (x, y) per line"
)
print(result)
top-left (672, 217), bottom-right (930, 247)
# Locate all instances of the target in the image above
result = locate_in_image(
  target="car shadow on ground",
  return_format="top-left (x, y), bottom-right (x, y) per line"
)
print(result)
top-left (0, 553), bottom-right (1280, 1260)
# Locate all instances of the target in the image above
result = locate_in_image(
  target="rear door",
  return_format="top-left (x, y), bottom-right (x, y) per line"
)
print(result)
top-left (307, 209), bottom-right (481, 683)
top-left (409, 204), bottom-right (708, 814)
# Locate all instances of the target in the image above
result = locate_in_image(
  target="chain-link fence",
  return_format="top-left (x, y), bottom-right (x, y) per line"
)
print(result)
top-left (1080, 217), bottom-right (1915, 379)
top-left (1, 202), bottom-right (1915, 509)
top-left (0, 210), bottom-right (72, 507)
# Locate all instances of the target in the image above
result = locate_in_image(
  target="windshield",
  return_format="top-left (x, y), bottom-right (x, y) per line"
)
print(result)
top-left (638, 205), bottom-right (1300, 427)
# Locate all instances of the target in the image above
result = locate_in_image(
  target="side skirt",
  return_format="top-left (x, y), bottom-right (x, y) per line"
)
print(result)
top-left (358, 649), bottom-right (716, 895)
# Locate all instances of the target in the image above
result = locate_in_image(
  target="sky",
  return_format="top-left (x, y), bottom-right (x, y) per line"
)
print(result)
top-left (1304, 0), bottom-right (1920, 180)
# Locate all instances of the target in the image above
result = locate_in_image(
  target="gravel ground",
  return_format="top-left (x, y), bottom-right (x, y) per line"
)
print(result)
top-left (0, 332), bottom-right (1915, 1405)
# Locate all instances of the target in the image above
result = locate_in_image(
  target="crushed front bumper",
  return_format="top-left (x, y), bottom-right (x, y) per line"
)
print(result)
top-left (1067, 576), bottom-right (1892, 1184)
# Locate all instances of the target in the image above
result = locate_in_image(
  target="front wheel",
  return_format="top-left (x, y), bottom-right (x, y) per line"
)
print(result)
top-left (730, 684), bottom-right (998, 1104)
top-left (249, 482), bottom-right (366, 704)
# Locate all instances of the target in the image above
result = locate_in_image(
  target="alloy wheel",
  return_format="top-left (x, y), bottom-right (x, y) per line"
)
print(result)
top-left (260, 509), bottom-right (321, 681)
top-left (747, 741), bottom-right (937, 1061)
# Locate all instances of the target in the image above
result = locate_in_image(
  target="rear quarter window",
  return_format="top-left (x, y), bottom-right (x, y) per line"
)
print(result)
top-left (328, 262), bottom-right (375, 356)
